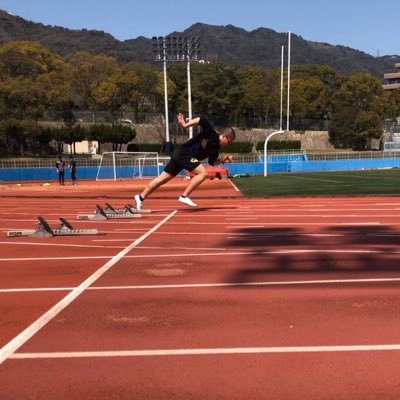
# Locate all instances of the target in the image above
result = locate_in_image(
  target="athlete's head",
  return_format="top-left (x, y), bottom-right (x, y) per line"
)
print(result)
top-left (219, 127), bottom-right (235, 147)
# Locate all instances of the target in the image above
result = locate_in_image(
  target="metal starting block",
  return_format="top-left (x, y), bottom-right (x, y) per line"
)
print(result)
top-left (7, 217), bottom-right (102, 237)
top-left (125, 204), bottom-right (152, 214)
top-left (77, 203), bottom-right (143, 220)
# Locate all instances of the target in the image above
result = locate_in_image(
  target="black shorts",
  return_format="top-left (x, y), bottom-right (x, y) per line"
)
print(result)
top-left (164, 147), bottom-right (201, 177)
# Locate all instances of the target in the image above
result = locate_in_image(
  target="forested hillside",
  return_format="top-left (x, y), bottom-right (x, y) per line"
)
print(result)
top-left (1, 10), bottom-right (399, 79)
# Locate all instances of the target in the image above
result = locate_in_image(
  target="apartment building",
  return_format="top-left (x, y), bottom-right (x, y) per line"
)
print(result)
top-left (383, 63), bottom-right (400, 90)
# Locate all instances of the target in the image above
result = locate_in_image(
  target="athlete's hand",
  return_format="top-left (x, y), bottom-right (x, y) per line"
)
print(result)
top-left (177, 113), bottom-right (186, 127)
top-left (223, 155), bottom-right (233, 163)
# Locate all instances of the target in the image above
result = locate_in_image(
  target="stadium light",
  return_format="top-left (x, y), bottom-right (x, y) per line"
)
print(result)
top-left (152, 36), bottom-right (201, 148)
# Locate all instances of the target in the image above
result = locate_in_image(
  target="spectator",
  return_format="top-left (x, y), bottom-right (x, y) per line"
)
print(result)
top-left (55, 156), bottom-right (65, 186)
top-left (69, 156), bottom-right (77, 185)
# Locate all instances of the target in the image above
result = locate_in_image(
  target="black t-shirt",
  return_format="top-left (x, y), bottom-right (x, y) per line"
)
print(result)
top-left (55, 160), bottom-right (65, 172)
top-left (181, 116), bottom-right (220, 165)
top-left (69, 159), bottom-right (76, 172)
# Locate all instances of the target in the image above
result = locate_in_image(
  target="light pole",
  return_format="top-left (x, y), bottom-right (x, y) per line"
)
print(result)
top-left (184, 36), bottom-right (200, 138)
top-left (152, 36), bottom-right (171, 154)
top-left (152, 36), bottom-right (201, 148)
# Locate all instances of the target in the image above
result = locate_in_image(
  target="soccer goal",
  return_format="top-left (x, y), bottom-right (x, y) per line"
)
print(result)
top-left (96, 151), bottom-right (162, 180)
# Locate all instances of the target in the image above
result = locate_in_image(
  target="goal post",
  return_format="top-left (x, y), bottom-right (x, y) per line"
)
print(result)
top-left (96, 151), bottom-right (162, 180)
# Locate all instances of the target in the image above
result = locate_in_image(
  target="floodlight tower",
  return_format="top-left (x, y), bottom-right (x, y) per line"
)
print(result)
top-left (152, 35), bottom-right (201, 148)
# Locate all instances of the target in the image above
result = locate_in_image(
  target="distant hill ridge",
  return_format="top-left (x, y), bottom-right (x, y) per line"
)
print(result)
top-left (0, 9), bottom-right (399, 79)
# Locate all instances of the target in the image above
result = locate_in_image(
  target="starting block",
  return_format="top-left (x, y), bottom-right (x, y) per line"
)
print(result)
top-left (187, 165), bottom-right (228, 180)
top-left (7, 216), bottom-right (102, 237)
top-left (77, 203), bottom-right (144, 220)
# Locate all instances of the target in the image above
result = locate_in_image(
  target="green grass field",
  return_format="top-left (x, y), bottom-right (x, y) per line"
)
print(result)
top-left (231, 169), bottom-right (400, 197)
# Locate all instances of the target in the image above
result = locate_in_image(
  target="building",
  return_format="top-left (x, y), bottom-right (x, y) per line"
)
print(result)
top-left (383, 63), bottom-right (400, 90)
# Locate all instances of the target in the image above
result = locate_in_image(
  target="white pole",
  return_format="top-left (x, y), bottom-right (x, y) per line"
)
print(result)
top-left (280, 45), bottom-right (284, 131)
top-left (112, 152), bottom-right (116, 180)
top-left (287, 31), bottom-right (291, 131)
top-left (264, 31), bottom-right (291, 177)
top-left (263, 129), bottom-right (285, 177)
top-left (187, 59), bottom-right (193, 138)
top-left (163, 38), bottom-right (170, 146)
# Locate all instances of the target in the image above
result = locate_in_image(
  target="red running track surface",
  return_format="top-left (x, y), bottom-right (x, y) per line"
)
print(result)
top-left (1, 179), bottom-right (400, 399)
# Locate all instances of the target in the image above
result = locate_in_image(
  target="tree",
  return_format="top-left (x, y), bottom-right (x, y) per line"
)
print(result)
top-left (62, 125), bottom-right (88, 154)
top-left (383, 89), bottom-right (400, 122)
top-left (237, 66), bottom-right (275, 127)
top-left (0, 119), bottom-right (43, 156)
top-left (0, 41), bottom-right (72, 121)
top-left (89, 124), bottom-right (136, 151)
top-left (190, 62), bottom-right (241, 126)
top-left (329, 73), bottom-right (385, 149)
top-left (68, 51), bottom-right (119, 110)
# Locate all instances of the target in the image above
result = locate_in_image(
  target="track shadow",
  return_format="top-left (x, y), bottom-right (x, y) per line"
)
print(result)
top-left (222, 224), bottom-right (400, 285)
top-left (179, 206), bottom-right (241, 212)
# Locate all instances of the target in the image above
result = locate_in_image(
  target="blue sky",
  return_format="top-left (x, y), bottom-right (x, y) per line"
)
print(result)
top-left (1, 0), bottom-right (398, 57)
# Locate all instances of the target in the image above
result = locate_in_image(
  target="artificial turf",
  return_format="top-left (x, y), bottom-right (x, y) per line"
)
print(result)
top-left (231, 169), bottom-right (400, 197)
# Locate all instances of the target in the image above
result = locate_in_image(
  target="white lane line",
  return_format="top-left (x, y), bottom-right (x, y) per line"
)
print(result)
top-left (2, 248), bottom-right (400, 262)
top-left (3, 277), bottom-right (400, 294)
top-left (0, 242), bottom-right (124, 249)
top-left (0, 256), bottom-right (112, 262)
top-left (10, 343), bottom-right (400, 359)
top-left (0, 210), bottom-right (177, 365)
top-left (227, 179), bottom-right (241, 192)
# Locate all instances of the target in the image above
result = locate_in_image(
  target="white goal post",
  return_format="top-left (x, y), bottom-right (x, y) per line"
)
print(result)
top-left (96, 151), bottom-right (163, 180)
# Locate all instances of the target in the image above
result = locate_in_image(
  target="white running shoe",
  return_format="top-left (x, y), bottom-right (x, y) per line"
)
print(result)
top-left (179, 196), bottom-right (197, 207)
top-left (134, 194), bottom-right (143, 211)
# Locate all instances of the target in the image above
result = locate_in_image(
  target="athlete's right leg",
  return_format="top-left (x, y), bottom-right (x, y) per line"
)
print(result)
top-left (141, 171), bottom-right (174, 198)
top-left (135, 171), bottom-right (174, 210)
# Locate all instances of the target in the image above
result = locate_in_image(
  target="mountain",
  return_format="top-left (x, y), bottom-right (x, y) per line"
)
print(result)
top-left (1, 9), bottom-right (399, 79)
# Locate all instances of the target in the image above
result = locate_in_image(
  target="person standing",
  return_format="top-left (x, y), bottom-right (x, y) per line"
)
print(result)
top-left (69, 156), bottom-right (77, 185)
top-left (134, 113), bottom-right (235, 210)
top-left (55, 156), bottom-right (65, 186)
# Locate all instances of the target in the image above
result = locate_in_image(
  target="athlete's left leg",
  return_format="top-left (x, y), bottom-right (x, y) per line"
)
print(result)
top-left (181, 164), bottom-right (208, 197)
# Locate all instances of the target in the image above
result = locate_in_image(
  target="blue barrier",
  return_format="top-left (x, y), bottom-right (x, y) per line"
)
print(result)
top-left (1, 158), bottom-right (400, 182)
top-left (290, 158), bottom-right (400, 173)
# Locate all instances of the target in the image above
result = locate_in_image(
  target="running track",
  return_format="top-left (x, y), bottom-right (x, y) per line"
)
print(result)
top-left (1, 179), bottom-right (400, 399)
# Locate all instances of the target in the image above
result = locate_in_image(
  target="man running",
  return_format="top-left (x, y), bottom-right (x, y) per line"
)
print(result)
top-left (134, 113), bottom-right (235, 210)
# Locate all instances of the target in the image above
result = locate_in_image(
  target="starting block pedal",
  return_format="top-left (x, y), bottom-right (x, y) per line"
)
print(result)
top-left (7, 217), bottom-right (102, 237)
top-left (125, 204), bottom-right (152, 214)
top-left (77, 203), bottom-right (142, 220)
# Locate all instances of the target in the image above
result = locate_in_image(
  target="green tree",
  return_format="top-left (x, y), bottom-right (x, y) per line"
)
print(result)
top-left (190, 62), bottom-right (241, 125)
top-left (383, 89), bottom-right (400, 122)
top-left (0, 119), bottom-right (43, 156)
top-left (237, 66), bottom-right (275, 127)
top-left (0, 41), bottom-right (72, 121)
top-left (68, 52), bottom-right (119, 110)
top-left (329, 73), bottom-right (385, 149)
top-left (89, 124), bottom-right (136, 151)
top-left (63, 125), bottom-right (88, 154)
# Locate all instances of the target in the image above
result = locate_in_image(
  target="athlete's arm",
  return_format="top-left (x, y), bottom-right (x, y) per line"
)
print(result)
top-left (177, 113), bottom-right (200, 129)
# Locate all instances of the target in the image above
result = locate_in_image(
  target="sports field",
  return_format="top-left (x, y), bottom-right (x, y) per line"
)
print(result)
top-left (232, 169), bottom-right (400, 196)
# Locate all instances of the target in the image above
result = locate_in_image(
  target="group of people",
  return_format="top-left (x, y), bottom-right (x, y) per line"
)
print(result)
top-left (55, 156), bottom-right (77, 186)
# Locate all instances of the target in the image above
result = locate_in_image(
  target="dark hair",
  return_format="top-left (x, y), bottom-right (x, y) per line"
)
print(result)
top-left (221, 127), bottom-right (235, 141)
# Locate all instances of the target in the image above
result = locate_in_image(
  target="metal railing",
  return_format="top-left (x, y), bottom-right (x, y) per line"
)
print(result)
top-left (2, 150), bottom-right (400, 169)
